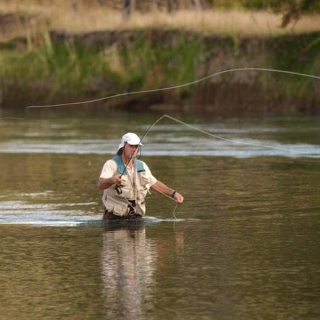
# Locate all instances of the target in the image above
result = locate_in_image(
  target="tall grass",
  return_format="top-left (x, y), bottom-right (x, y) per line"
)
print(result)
top-left (1, 40), bottom-right (117, 104)
top-left (0, 29), bottom-right (204, 106)
top-left (1, 0), bottom-right (320, 42)
top-left (266, 33), bottom-right (320, 104)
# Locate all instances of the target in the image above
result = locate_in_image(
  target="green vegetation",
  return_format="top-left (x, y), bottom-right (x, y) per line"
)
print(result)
top-left (1, 40), bottom-right (115, 105)
top-left (0, 1), bottom-right (320, 113)
top-left (0, 31), bottom-right (205, 107)
top-left (266, 32), bottom-right (320, 106)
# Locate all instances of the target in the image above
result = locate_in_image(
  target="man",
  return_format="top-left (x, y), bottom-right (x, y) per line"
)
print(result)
top-left (98, 132), bottom-right (184, 220)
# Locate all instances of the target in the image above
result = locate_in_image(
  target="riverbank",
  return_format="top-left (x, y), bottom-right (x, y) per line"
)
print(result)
top-left (1, 8), bottom-right (320, 115)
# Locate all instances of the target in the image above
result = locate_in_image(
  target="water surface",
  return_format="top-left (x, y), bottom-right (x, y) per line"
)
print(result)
top-left (0, 112), bottom-right (319, 319)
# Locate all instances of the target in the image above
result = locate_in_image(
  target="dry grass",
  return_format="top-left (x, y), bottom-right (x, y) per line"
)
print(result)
top-left (1, 1), bottom-right (320, 42)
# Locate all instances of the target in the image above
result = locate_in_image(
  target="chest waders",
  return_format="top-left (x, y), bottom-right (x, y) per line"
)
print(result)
top-left (104, 155), bottom-right (150, 217)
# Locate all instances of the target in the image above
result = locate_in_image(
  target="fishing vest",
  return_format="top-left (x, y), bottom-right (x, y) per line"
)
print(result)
top-left (103, 155), bottom-right (150, 216)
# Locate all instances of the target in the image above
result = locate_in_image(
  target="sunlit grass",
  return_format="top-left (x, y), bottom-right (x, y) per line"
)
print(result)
top-left (0, 0), bottom-right (320, 42)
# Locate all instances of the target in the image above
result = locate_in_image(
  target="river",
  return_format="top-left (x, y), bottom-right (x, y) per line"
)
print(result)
top-left (0, 111), bottom-right (319, 319)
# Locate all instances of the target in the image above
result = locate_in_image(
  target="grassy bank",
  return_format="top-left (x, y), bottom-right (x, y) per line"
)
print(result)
top-left (0, 30), bottom-right (204, 109)
top-left (0, 1), bottom-right (320, 114)
top-left (1, 29), bottom-right (320, 114)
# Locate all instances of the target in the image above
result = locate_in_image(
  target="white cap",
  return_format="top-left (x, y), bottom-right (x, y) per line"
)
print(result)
top-left (117, 132), bottom-right (143, 151)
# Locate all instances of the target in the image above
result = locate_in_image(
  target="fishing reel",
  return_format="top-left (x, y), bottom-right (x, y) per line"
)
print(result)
top-left (115, 185), bottom-right (122, 195)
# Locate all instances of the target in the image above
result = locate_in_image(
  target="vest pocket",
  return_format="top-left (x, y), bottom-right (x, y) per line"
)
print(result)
top-left (106, 202), bottom-right (129, 216)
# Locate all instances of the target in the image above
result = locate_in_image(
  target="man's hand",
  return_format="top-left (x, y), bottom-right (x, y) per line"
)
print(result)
top-left (173, 191), bottom-right (184, 204)
top-left (112, 174), bottom-right (122, 186)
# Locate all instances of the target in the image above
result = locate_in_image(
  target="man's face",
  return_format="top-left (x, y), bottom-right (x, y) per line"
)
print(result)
top-left (124, 143), bottom-right (139, 159)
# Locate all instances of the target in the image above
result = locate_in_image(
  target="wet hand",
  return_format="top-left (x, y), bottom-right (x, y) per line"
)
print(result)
top-left (173, 191), bottom-right (184, 204)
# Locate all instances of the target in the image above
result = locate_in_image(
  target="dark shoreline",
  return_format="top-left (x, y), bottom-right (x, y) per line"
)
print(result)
top-left (1, 29), bottom-right (320, 116)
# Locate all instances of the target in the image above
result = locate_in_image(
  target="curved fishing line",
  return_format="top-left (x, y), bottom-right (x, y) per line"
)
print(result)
top-left (140, 112), bottom-right (318, 216)
top-left (25, 67), bottom-right (320, 109)
top-left (141, 114), bottom-right (317, 156)
top-left (138, 112), bottom-right (314, 218)
top-left (172, 204), bottom-right (178, 220)
top-left (149, 184), bottom-right (180, 219)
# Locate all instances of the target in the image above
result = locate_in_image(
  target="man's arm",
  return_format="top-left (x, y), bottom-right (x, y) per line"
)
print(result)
top-left (151, 180), bottom-right (184, 204)
top-left (97, 174), bottom-right (122, 190)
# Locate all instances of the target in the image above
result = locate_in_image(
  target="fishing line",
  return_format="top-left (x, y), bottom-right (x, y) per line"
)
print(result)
top-left (172, 204), bottom-right (178, 220)
top-left (25, 67), bottom-right (320, 109)
top-left (5, 67), bottom-right (320, 217)
top-left (138, 112), bottom-right (318, 218)
top-left (149, 184), bottom-right (180, 219)
top-left (139, 114), bottom-right (315, 156)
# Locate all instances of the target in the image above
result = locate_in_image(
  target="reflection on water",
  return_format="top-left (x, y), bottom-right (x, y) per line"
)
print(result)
top-left (101, 224), bottom-right (155, 320)
top-left (0, 112), bottom-right (320, 319)
top-left (1, 218), bottom-right (319, 319)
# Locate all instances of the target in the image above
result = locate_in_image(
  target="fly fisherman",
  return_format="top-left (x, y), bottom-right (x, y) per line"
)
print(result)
top-left (98, 132), bottom-right (184, 220)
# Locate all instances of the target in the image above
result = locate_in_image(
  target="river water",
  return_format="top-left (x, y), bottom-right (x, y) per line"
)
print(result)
top-left (0, 111), bottom-right (319, 320)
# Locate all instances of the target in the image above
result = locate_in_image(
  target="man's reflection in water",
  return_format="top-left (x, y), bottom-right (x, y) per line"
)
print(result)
top-left (101, 222), bottom-right (156, 320)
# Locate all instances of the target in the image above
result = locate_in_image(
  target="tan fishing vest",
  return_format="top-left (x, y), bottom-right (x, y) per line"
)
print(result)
top-left (103, 156), bottom-right (150, 216)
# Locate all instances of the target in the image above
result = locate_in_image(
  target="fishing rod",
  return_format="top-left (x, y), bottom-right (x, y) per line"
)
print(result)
top-left (114, 115), bottom-right (165, 193)
top-left (109, 114), bottom-right (166, 190)
top-left (115, 150), bottom-right (139, 195)
top-left (114, 122), bottom-right (181, 202)
top-left (113, 110), bottom-right (319, 218)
